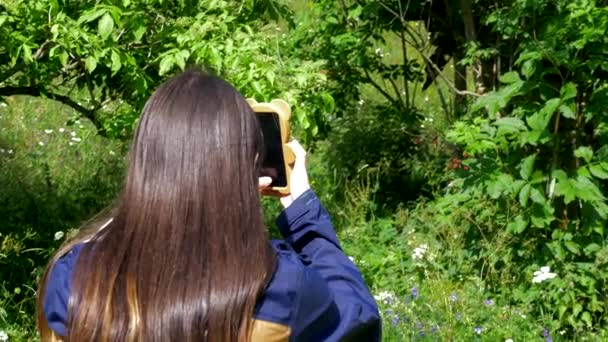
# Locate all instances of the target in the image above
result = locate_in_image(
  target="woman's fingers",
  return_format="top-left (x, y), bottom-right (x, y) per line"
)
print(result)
top-left (286, 140), bottom-right (306, 162)
top-left (258, 176), bottom-right (272, 190)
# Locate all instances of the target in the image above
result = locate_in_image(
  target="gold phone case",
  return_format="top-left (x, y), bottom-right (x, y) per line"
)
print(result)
top-left (247, 99), bottom-right (294, 195)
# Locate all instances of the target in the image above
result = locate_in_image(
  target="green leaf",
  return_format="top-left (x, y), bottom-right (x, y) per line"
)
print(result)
top-left (85, 56), bottom-right (97, 73)
top-left (574, 176), bottom-right (605, 202)
top-left (111, 50), bottom-right (121, 74)
top-left (573, 303), bottom-right (583, 318)
top-left (521, 59), bottom-right (536, 78)
top-left (175, 50), bottom-right (190, 70)
top-left (22, 44), bottom-right (32, 63)
top-left (499, 71), bottom-right (521, 84)
top-left (133, 25), bottom-right (146, 41)
top-left (507, 215), bottom-right (528, 234)
top-left (564, 241), bottom-right (581, 255)
top-left (78, 9), bottom-right (106, 24)
top-left (582, 311), bottom-right (592, 327)
top-left (495, 117), bottom-right (527, 135)
top-left (530, 188), bottom-right (546, 204)
top-left (519, 154), bottom-right (536, 180)
top-left (98, 13), bottom-right (114, 39)
top-left (574, 146), bottom-right (593, 163)
top-left (321, 92), bottom-right (335, 113)
top-left (559, 104), bottom-right (576, 119)
top-left (266, 71), bottom-right (276, 85)
top-left (526, 98), bottom-right (560, 131)
top-left (0, 15), bottom-right (7, 27)
top-left (158, 55), bottom-right (174, 76)
top-left (59, 51), bottom-right (69, 67)
top-left (583, 243), bottom-right (601, 256)
top-left (554, 171), bottom-right (577, 204)
top-left (560, 83), bottom-right (577, 101)
top-left (589, 165), bottom-right (608, 179)
top-left (519, 183), bottom-right (531, 207)
top-left (251, 81), bottom-right (262, 95)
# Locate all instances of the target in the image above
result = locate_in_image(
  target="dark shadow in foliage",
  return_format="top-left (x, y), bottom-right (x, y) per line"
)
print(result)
top-left (320, 102), bottom-right (453, 214)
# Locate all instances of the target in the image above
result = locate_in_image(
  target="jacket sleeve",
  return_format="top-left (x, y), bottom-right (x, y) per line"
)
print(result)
top-left (276, 190), bottom-right (381, 342)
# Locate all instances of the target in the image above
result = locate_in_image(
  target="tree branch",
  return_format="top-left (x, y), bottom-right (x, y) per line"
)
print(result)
top-left (419, 52), bottom-right (481, 97)
top-left (0, 86), bottom-right (107, 136)
top-left (0, 41), bottom-right (52, 84)
top-left (363, 68), bottom-right (400, 107)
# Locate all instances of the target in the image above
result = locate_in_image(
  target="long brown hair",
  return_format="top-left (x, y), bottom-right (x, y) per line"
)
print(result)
top-left (36, 68), bottom-right (277, 341)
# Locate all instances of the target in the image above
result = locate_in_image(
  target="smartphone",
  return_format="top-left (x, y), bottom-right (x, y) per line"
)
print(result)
top-left (258, 112), bottom-right (288, 187)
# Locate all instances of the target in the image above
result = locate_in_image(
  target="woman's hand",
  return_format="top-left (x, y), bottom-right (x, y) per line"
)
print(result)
top-left (279, 140), bottom-right (310, 208)
top-left (257, 140), bottom-right (310, 208)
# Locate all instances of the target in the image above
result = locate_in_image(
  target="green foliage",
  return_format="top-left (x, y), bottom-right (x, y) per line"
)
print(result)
top-left (0, 0), bottom-right (329, 141)
top-left (440, 0), bottom-right (608, 335)
top-left (0, 96), bottom-right (125, 334)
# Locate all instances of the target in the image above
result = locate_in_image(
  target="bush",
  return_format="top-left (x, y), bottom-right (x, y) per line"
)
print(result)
top-left (0, 96), bottom-right (125, 335)
top-left (316, 101), bottom-right (451, 215)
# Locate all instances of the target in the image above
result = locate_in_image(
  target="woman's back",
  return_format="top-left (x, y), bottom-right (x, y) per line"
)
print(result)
top-left (37, 69), bottom-right (381, 341)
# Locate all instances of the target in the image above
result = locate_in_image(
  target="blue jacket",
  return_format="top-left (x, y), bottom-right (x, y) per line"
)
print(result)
top-left (43, 190), bottom-right (381, 341)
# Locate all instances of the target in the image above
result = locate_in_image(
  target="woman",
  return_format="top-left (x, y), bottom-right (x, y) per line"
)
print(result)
top-left (37, 68), bottom-right (381, 341)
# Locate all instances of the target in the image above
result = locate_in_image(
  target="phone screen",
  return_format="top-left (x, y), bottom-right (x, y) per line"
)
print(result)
top-left (258, 112), bottom-right (288, 187)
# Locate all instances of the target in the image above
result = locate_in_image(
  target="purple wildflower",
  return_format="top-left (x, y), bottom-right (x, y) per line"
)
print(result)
top-left (483, 299), bottom-right (494, 306)
top-left (474, 326), bottom-right (482, 335)
top-left (384, 309), bottom-right (393, 315)
top-left (412, 286), bottom-right (419, 300)
top-left (391, 316), bottom-right (400, 326)
top-left (455, 313), bottom-right (462, 321)
top-left (543, 328), bottom-right (553, 342)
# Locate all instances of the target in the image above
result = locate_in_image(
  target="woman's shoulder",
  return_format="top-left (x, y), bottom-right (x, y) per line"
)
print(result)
top-left (43, 243), bottom-right (86, 337)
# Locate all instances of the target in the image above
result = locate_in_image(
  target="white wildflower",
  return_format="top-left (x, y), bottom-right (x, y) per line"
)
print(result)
top-left (109, 150), bottom-right (116, 156)
top-left (373, 291), bottom-right (398, 305)
top-left (505, 339), bottom-right (514, 342)
top-left (69, 142), bottom-right (74, 146)
top-left (348, 256), bottom-right (355, 262)
top-left (71, 137), bottom-right (81, 142)
top-left (358, 99), bottom-right (365, 105)
top-left (38, 141), bottom-right (44, 146)
top-left (59, 127), bottom-right (65, 133)
top-left (424, 96), bottom-right (429, 102)
top-left (0, 102), bottom-right (7, 107)
top-left (44, 129), bottom-right (53, 134)
top-left (7, 149), bottom-right (13, 154)
top-left (412, 244), bottom-right (428, 260)
top-left (375, 48), bottom-right (383, 57)
top-left (54, 231), bottom-right (64, 241)
top-left (70, 131), bottom-right (76, 137)
top-left (0, 330), bottom-right (7, 341)
top-left (532, 266), bottom-right (557, 283)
